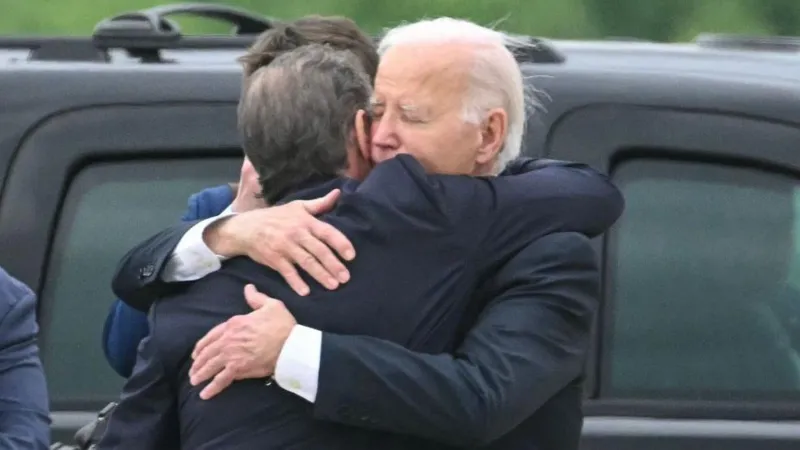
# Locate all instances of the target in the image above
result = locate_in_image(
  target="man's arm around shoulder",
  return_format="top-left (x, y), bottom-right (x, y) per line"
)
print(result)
top-left (363, 155), bottom-right (624, 240)
top-left (111, 221), bottom-right (205, 312)
top-left (491, 158), bottom-right (624, 239)
top-left (0, 269), bottom-right (50, 450)
top-left (310, 232), bottom-right (600, 446)
top-left (111, 183), bottom-right (237, 311)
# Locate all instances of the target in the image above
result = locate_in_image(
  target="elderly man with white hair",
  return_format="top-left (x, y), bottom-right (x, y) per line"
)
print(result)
top-left (369, 18), bottom-right (530, 176)
top-left (108, 17), bottom-right (622, 450)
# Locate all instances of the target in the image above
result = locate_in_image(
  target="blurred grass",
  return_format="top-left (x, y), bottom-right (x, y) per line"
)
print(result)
top-left (0, 0), bottom-right (796, 41)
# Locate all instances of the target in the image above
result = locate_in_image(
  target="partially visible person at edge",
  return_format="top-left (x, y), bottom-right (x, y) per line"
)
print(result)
top-left (108, 18), bottom-right (624, 450)
top-left (102, 15), bottom-right (380, 377)
top-left (100, 32), bottom-right (620, 449)
top-left (0, 266), bottom-right (50, 450)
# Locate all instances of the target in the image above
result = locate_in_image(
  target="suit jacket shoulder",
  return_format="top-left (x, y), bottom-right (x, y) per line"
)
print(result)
top-left (0, 267), bottom-right (36, 324)
top-left (0, 267), bottom-right (51, 450)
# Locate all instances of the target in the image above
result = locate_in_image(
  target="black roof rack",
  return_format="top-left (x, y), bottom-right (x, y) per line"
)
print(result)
top-left (92, 3), bottom-right (272, 62)
top-left (0, 2), bottom-right (563, 65)
top-left (695, 33), bottom-right (800, 52)
top-left (0, 3), bottom-right (270, 63)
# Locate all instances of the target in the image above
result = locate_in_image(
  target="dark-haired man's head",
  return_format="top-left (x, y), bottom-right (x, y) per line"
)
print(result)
top-left (238, 44), bottom-right (372, 204)
top-left (230, 16), bottom-right (376, 208)
top-left (238, 16), bottom-right (378, 83)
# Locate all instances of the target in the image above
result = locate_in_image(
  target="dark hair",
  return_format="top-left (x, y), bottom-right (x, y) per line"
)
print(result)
top-left (238, 44), bottom-right (372, 204)
top-left (238, 16), bottom-right (378, 83)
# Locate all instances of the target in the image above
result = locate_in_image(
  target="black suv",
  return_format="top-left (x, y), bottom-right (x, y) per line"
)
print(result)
top-left (1, 4), bottom-right (799, 449)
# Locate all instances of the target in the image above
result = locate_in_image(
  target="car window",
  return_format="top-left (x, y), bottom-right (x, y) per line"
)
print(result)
top-left (605, 158), bottom-right (800, 400)
top-left (39, 158), bottom-right (238, 408)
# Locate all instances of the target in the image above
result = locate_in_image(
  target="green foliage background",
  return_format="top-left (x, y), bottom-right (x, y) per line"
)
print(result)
top-left (1, 0), bottom-right (799, 41)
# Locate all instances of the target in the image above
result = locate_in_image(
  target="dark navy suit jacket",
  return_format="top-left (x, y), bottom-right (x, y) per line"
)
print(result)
top-left (103, 156), bottom-right (623, 449)
top-left (101, 159), bottom-right (579, 378)
top-left (0, 267), bottom-right (50, 450)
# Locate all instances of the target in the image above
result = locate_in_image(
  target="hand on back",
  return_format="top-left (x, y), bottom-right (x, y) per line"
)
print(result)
top-left (207, 189), bottom-right (355, 295)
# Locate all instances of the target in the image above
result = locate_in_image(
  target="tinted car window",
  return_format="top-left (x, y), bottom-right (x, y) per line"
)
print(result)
top-left (606, 159), bottom-right (800, 400)
top-left (39, 158), bottom-right (238, 407)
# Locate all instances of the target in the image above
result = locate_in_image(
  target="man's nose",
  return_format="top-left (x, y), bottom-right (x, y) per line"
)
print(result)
top-left (370, 116), bottom-right (399, 162)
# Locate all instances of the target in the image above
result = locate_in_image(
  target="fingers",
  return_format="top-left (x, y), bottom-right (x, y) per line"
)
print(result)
top-left (286, 234), bottom-right (339, 290)
top-left (310, 219), bottom-right (355, 262)
top-left (302, 226), bottom-right (350, 284)
top-left (192, 323), bottom-right (225, 360)
top-left (199, 366), bottom-right (236, 400)
top-left (271, 258), bottom-right (309, 296)
top-left (190, 350), bottom-right (226, 387)
top-left (244, 284), bottom-right (269, 310)
top-left (267, 225), bottom-right (352, 293)
top-left (190, 322), bottom-right (228, 384)
top-left (250, 192), bottom-right (355, 294)
top-left (301, 190), bottom-right (340, 215)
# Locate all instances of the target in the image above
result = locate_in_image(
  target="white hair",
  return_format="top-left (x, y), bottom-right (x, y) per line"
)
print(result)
top-left (378, 17), bottom-right (535, 174)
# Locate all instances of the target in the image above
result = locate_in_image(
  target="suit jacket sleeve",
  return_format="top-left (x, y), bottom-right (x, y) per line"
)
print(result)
top-left (505, 159), bottom-right (624, 238)
top-left (358, 155), bottom-right (623, 242)
top-left (111, 221), bottom-right (197, 312)
top-left (97, 333), bottom-right (178, 449)
top-left (0, 273), bottom-right (50, 450)
top-left (470, 158), bottom-right (624, 241)
top-left (313, 232), bottom-right (599, 447)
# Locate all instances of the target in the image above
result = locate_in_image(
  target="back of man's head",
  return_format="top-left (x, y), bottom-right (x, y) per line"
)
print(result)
top-left (238, 44), bottom-right (372, 204)
top-left (378, 18), bottom-right (531, 173)
top-left (239, 16), bottom-right (378, 82)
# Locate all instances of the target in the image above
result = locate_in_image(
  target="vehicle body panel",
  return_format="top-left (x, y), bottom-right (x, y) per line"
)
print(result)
top-left (2, 34), bottom-right (799, 447)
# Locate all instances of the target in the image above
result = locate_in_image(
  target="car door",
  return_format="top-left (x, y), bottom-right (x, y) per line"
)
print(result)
top-left (0, 102), bottom-right (242, 444)
top-left (546, 105), bottom-right (800, 450)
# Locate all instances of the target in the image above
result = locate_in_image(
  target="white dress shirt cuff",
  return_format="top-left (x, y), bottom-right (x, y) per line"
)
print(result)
top-left (160, 206), bottom-right (236, 282)
top-left (274, 325), bottom-right (322, 403)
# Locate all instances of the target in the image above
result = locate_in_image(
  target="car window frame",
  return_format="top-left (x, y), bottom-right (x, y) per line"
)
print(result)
top-left (39, 157), bottom-right (241, 408)
top-left (546, 104), bottom-right (800, 419)
top-left (604, 156), bottom-right (800, 400)
top-left (0, 103), bottom-right (242, 418)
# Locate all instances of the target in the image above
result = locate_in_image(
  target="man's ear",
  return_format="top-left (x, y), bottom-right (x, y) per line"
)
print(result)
top-left (354, 109), bottom-right (372, 163)
top-left (344, 109), bottom-right (373, 180)
top-left (475, 108), bottom-right (508, 167)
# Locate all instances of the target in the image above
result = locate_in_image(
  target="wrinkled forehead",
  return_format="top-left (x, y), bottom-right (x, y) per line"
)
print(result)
top-left (372, 43), bottom-right (473, 107)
